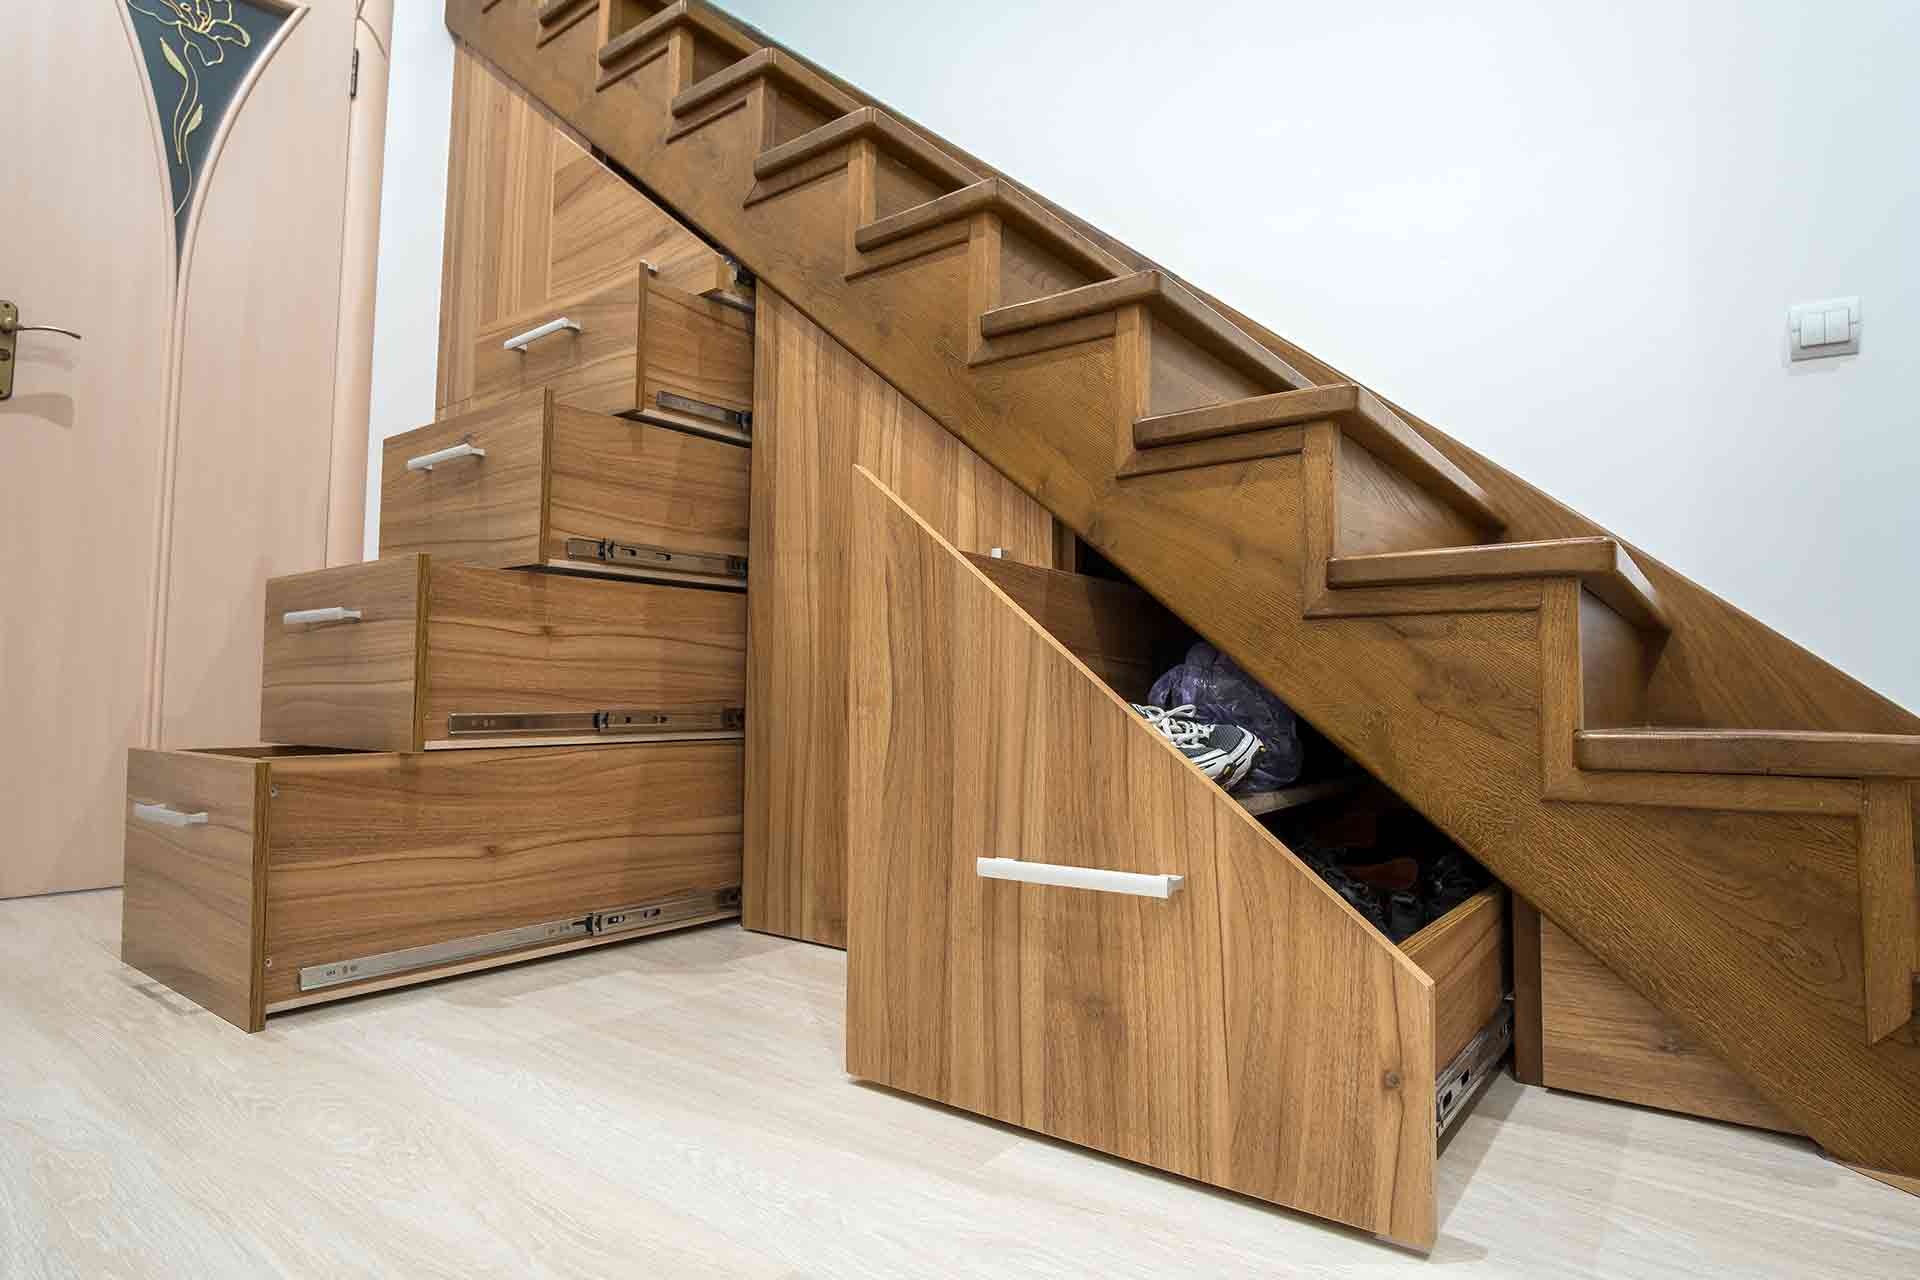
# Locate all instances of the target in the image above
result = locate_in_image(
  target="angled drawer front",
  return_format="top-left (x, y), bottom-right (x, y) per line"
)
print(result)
top-left (120, 744), bottom-right (745, 1027)
top-left (262, 556), bottom-right (747, 751)
top-left (469, 268), bottom-right (754, 442)
top-left (846, 471), bottom-right (1440, 1250)
top-left (381, 394), bottom-right (751, 588)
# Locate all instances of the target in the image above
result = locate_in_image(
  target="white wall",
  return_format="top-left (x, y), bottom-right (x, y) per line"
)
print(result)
top-left (363, 1), bottom-right (454, 558)
top-left (370, 1), bottom-right (1920, 706)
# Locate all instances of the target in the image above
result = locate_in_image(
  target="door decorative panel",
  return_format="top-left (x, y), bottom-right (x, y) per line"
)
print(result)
top-left (125, 1), bottom-right (290, 249)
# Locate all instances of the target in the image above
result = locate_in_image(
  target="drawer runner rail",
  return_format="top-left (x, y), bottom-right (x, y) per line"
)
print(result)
top-left (1436, 1003), bottom-right (1513, 1137)
top-left (297, 886), bottom-right (742, 992)
top-left (563, 536), bottom-right (748, 580)
top-left (446, 706), bottom-right (745, 739)
top-left (653, 391), bottom-right (752, 433)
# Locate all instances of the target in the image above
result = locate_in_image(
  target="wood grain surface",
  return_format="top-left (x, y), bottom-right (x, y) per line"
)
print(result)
top-left (262, 741), bottom-right (744, 1003)
top-left (846, 469), bottom-right (1437, 1247)
top-left (423, 561), bottom-right (747, 744)
top-left (743, 290), bottom-right (1056, 948)
top-left (1537, 915), bottom-right (1801, 1134)
top-left (380, 390), bottom-right (550, 568)
top-left (261, 556), bottom-right (426, 752)
top-left (122, 749), bottom-right (269, 1032)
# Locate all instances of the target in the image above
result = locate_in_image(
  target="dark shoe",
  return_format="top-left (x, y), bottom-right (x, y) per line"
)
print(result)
top-left (1387, 891), bottom-right (1425, 941)
top-left (1304, 855), bottom-right (1387, 934)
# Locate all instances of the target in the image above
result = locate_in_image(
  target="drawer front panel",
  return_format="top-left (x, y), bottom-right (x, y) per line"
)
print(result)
top-left (470, 269), bottom-right (643, 412)
top-left (422, 562), bottom-right (748, 746)
top-left (846, 470), bottom-right (1439, 1249)
top-left (261, 556), bottom-right (425, 752)
top-left (380, 391), bottom-right (549, 567)
top-left (261, 742), bottom-right (744, 1003)
top-left (545, 406), bottom-right (752, 571)
top-left (123, 748), bottom-right (268, 1031)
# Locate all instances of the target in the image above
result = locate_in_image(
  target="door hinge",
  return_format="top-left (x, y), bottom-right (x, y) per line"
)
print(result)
top-left (350, 47), bottom-right (360, 99)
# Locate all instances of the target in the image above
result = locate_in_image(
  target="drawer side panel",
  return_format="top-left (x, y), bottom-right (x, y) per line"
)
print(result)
top-left (544, 405), bottom-right (752, 562)
top-left (261, 742), bottom-right (744, 1003)
top-left (422, 563), bottom-right (747, 741)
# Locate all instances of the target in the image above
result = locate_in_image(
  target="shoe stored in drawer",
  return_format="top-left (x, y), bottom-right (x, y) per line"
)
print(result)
top-left (469, 265), bottom-right (754, 441)
top-left (261, 554), bottom-right (746, 751)
top-left (122, 741), bottom-right (744, 1031)
top-left (845, 470), bottom-right (1509, 1251)
top-left (380, 391), bottom-right (751, 587)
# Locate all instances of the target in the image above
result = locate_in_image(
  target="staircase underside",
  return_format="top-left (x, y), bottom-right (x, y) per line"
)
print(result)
top-left (451, 0), bottom-right (1920, 1175)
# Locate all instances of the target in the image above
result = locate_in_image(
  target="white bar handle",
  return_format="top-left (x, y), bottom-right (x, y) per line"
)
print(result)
top-left (133, 802), bottom-right (209, 829)
top-left (976, 857), bottom-right (1183, 899)
top-left (502, 316), bottom-right (581, 351)
top-left (282, 607), bottom-right (363, 626)
top-left (405, 440), bottom-right (487, 472)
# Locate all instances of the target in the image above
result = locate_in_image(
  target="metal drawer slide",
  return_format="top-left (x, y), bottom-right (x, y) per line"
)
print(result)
top-left (563, 536), bottom-right (747, 580)
top-left (297, 886), bottom-right (742, 992)
top-left (446, 706), bottom-right (745, 739)
top-left (1436, 1003), bottom-right (1513, 1138)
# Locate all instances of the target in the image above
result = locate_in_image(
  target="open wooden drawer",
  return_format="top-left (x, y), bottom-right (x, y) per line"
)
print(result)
top-left (845, 470), bottom-right (1508, 1250)
top-left (469, 265), bottom-right (755, 442)
top-left (123, 741), bottom-right (742, 1032)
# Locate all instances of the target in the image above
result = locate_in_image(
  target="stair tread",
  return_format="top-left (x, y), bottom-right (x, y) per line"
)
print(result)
top-left (981, 272), bottom-right (1312, 392)
top-left (754, 106), bottom-right (978, 189)
top-left (1576, 727), bottom-right (1920, 779)
top-left (672, 47), bottom-right (858, 120)
top-left (1328, 537), bottom-right (1665, 630)
top-left (599, 1), bottom-right (759, 72)
top-left (1137, 385), bottom-right (1501, 532)
top-left (854, 178), bottom-right (1127, 280)
top-left (537, 0), bottom-right (594, 29)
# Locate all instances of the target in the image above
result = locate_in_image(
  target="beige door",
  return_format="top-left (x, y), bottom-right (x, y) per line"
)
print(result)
top-left (0, 2), bottom-right (369, 897)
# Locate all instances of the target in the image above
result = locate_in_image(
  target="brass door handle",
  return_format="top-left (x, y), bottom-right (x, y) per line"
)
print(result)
top-left (0, 298), bottom-right (81, 401)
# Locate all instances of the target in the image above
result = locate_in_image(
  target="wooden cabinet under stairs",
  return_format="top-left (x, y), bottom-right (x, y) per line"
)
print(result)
top-left (448, 0), bottom-right (1920, 1181)
top-left (847, 471), bottom-right (1511, 1250)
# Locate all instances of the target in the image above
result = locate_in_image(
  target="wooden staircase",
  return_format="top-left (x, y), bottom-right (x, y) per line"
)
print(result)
top-left (454, 0), bottom-right (1920, 1175)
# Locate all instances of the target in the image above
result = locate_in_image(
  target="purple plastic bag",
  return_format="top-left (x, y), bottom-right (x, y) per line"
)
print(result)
top-left (1148, 641), bottom-right (1303, 789)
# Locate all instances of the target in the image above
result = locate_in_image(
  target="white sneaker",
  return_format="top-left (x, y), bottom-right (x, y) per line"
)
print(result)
top-left (1131, 703), bottom-right (1264, 789)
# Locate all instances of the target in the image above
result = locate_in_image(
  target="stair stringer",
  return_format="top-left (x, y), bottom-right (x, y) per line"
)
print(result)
top-left (444, 0), bottom-right (1920, 1175)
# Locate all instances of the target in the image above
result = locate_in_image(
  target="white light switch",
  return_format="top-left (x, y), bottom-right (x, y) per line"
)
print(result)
top-left (1790, 296), bottom-right (1861, 360)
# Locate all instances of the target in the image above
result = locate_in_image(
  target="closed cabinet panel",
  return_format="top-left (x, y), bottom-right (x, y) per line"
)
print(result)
top-left (747, 289), bottom-right (1059, 947)
top-left (846, 469), bottom-right (1440, 1249)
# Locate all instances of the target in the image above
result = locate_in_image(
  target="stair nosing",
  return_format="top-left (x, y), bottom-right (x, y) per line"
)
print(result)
top-left (981, 272), bottom-right (1313, 391)
top-left (753, 107), bottom-right (978, 189)
top-left (1575, 728), bottom-right (1920, 779)
top-left (853, 178), bottom-right (1127, 279)
top-left (1328, 538), bottom-right (1666, 629)
top-left (672, 48), bottom-right (858, 120)
top-left (599, 1), bottom-right (759, 72)
top-left (1134, 385), bottom-right (1502, 531)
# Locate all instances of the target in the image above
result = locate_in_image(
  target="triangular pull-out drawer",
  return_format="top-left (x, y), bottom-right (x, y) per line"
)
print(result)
top-left (846, 468), bottom-right (1443, 1249)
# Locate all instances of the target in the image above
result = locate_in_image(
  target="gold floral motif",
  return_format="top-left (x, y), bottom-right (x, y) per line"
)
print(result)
top-left (128, 1), bottom-right (254, 215)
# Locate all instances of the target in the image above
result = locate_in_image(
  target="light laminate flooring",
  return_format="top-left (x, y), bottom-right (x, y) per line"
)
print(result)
top-left (1, 889), bottom-right (1915, 1278)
